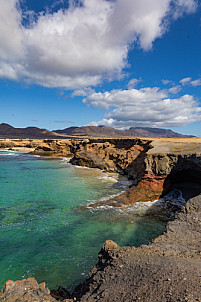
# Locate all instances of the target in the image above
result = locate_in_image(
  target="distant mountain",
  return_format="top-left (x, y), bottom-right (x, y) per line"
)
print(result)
top-left (128, 127), bottom-right (194, 138)
top-left (54, 125), bottom-right (194, 138)
top-left (0, 123), bottom-right (194, 139)
top-left (0, 123), bottom-right (63, 139)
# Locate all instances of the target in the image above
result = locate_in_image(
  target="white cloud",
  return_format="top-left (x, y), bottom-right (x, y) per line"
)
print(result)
top-left (191, 79), bottom-right (201, 86)
top-left (0, 0), bottom-right (24, 61)
top-left (179, 77), bottom-right (201, 87)
top-left (72, 87), bottom-right (95, 97)
top-left (180, 77), bottom-right (192, 85)
top-left (173, 0), bottom-right (197, 18)
top-left (162, 80), bottom-right (172, 85)
top-left (0, 0), bottom-right (198, 89)
top-left (84, 88), bottom-right (201, 128)
top-left (168, 85), bottom-right (181, 94)
top-left (84, 87), bottom-right (168, 110)
top-left (127, 78), bottom-right (140, 89)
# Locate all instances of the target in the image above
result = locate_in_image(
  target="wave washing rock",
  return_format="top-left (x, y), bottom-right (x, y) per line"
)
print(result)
top-left (1, 138), bottom-right (201, 207)
top-left (0, 194), bottom-right (201, 301)
top-left (72, 194), bottom-right (201, 301)
top-left (2, 138), bottom-right (201, 207)
top-left (84, 140), bottom-right (201, 207)
top-left (1, 138), bottom-right (201, 301)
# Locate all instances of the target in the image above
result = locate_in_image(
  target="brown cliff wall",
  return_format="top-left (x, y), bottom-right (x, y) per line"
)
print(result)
top-left (1, 138), bottom-right (201, 206)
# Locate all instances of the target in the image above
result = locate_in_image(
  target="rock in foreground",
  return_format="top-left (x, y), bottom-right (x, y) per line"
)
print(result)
top-left (0, 278), bottom-right (57, 301)
top-left (0, 195), bottom-right (201, 302)
top-left (0, 278), bottom-right (74, 302)
top-left (73, 194), bottom-right (201, 301)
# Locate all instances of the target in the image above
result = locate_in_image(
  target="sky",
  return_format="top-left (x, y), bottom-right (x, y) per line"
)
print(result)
top-left (0, 0), bottom-right (201, 136)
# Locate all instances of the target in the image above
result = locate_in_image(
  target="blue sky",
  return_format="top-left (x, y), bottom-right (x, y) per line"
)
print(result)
top-left (0, 0), bottom-right (201, 136)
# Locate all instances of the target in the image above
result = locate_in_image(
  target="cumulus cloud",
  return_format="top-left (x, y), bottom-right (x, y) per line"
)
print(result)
top-left (0, 0), bottom-right (198, 89)
top-left (127, 78), bottom-right (141, 89)
top-left (180, 77), bottom-right (192, 85)
top-left (168, 85), bottom-right (181, 94)
top-left (191, 78), bottom-right (201, 86)
top-left (84, 87), bottom-right (168, 110)
top-left (172, 0), bottom-right (197, 18)
top-left (179, 77), bottom-right (201, 87)
top-left (84, 88), bottom-right (201, 128)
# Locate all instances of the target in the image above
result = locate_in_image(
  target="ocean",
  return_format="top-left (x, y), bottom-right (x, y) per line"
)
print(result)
top-left (0, 150), bottom-right (166, 290)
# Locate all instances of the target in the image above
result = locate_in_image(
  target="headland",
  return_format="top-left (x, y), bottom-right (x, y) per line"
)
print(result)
top-left (0, 137), bottom-right (201, 301)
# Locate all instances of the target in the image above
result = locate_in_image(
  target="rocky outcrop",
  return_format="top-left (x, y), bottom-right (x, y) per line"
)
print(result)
top-left (1, 194), bottom-right (201, 301)
top-left (0, 278), bottom-right (58, 302)
top-left (72, 194), bottom-right (201, 302)
top-left (0, 139), bottom-right (43, 150)
top-left (2, 138), bottom-right (201, 207)
top-left (32, 139), bottom-right (73, 157)
top-left (70, 139), bottom-right (151, 176)
top-left (0, 278), bottom-right (76, 302)
top-left (86, 145), bottom-right (201, 207)
top-left (1, 138), bottom-right (201, 301)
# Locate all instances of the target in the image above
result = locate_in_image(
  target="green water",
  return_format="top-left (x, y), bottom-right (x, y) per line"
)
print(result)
top-left (0, 151), bottom-right (166, 290)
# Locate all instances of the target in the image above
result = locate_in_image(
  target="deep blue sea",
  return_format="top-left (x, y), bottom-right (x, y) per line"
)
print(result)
top-left (0, 150), bottom-right (166, 290)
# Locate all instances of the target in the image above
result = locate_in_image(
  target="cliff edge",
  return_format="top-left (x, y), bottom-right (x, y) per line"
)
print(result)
top-left (0, 193), bottom-right (200, 301)
top-left (0, 138), bottom-right (201, 301)
top-left (72, 193), bottom-right (201, 301)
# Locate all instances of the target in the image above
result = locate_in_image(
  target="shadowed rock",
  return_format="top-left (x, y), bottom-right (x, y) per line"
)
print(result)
top-left (72, 194), bottom-right (201, 302)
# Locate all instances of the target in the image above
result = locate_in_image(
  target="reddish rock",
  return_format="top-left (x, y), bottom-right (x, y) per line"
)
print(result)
top-left (87, 173), bottom-right (170, 207)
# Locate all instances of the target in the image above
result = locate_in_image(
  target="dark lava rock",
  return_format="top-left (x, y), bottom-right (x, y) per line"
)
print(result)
top-left (1, 195), bottom-right (201, 302)
top-left (72, 195), bottom-right (201, 302)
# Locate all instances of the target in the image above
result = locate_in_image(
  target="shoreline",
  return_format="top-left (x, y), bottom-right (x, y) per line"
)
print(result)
top-left (0, 138), bottom-right (201, 301)
top-left (70, 191), bottom-right (201, 302)
top-left (0, 188), bottom-right (200, 301)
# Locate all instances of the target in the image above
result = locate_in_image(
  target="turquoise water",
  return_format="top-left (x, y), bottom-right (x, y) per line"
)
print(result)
top-left (0, 151), bottom-right (166, 290)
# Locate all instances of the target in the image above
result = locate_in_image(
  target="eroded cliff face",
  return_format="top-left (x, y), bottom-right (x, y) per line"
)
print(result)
top-left (1, 139), bottom-right (201, 301)
top-left (70, 139), bottom-right (151, 179)
top-left (1, 138), bottom-right (201, 206)
top-left (68, 139), bottom-right (201, 207)
top-left (69, 139), bottom-right (201, 206)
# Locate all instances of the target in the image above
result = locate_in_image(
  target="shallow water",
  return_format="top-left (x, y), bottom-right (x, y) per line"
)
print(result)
top-left (0, 151), bottom-right (166, 289)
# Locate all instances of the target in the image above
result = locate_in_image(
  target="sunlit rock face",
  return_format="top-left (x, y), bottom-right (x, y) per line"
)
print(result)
top-left (1, 137), bottom-right (201, 206)
top-left (0, 278), bottom-right (58, 302)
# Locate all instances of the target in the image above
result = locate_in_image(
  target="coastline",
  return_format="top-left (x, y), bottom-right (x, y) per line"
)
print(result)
top-left (0, 138), bottom-right (201, 301)
top-left (1, 188), bottom-right (200, 301)
top-left (71, 192), bottom-right (201, 302)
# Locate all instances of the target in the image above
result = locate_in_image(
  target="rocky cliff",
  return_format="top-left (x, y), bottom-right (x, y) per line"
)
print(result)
top-left (1, 137), bottom-right (201, 207)
top-left (1, 193), bottom-right (201, 301)
top-left (1, 138), bottom-right (201, 301)
top-left (72, 194), bottom-right (201, 301)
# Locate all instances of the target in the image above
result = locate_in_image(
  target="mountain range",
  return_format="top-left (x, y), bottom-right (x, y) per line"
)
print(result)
top-left (0, 123), bottom-right (60, 139)
top-left (54, 125), bottom-right (194, 138)
top-left (0, 123), bottom-right (194, 139)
